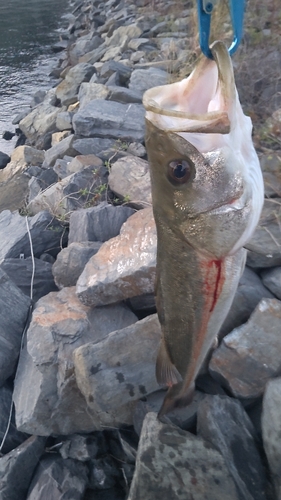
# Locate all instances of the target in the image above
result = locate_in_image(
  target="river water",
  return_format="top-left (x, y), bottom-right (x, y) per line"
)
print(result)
top-left (0, 0), bottom-right (71, 155)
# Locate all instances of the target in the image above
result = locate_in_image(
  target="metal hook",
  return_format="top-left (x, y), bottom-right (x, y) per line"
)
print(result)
top-left (197, 0), bottom-right (245, 59)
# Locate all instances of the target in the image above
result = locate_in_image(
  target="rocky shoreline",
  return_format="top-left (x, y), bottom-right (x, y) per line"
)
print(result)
top-left (0, 0), bottom-right (281, 499)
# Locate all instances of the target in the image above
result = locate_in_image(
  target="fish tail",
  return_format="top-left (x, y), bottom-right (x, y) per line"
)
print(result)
top-left (157, 381), bottom-right (195, 418)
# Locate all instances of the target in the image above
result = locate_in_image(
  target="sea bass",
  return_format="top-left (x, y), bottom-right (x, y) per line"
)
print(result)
top-left (143, 41), bottom-right (264, 416)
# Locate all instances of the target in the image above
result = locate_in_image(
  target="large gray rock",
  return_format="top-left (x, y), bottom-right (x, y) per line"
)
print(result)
top-left (19, 94), bottom-right (64, 141)
top-left (0, 210), bottom-right (66, 260)
top-left (105, 24), bottom-right (142, 48)
top-left (74, 314), bottom-right (161, 428)
top-left (262, 377), bottom-right (281, 499)
top-left (107, 86), bottom-right (143, 104)
top-left (219, 266), bottom-right (274, 338)
top-left (0, 383), bottom-right (29, 454)
top-left (72, 99), bottom-right (145, 142)
top-left (13, 287), bottom-right (137, 435)
top-left (28, 165), bottom-right (108, 219)
top-left (56, 111), bottom-right (74, 131)
top-left (246, 199), bottom-right (281, 268)
top-left (128, 67), bottom-right (168, 93)
top-left (52, 241), bottom-right (102, 289)
top-left (26, 456), bottom-right (88, 500)
top-left (76, 208), bottom-right (156, 307)
top-left (68, 202), bottom-right (135, 244)
top-left (128, 412), bottom-right (239, 500)
top-left (69, 35), bottom-right (103, 65)
top-left (197, 395), bottom-right (267, 500)
top-left (210, 298), bottom-right (281, 399)
top-left (0, 257), bottom-right (57, 302)
top-left (0, 269), bottom-right (31, 385)
top-left (55, 62), bottom-right (96, 106)
top-left (54, 154), bottom-right (103, 179)
top-left (43, 134), bottom-right (78, 167)
top-left (261, 266), bottom-right (281, 299)
top-left (108, 156), bottom-right (152, 208)
top-left (0, 436), bottom-right (46, 500)
top-left (78, 82), bottom-right (109, 109)
top-left (73, 137), bottom-right (117, 159)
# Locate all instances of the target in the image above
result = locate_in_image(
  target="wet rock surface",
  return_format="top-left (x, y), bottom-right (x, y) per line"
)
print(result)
top-left (0, 0), bottom-right (280, 498)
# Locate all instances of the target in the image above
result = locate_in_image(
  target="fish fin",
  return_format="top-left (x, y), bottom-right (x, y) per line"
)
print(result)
top-left (158, 382), bottom-right (195, 418)
top-left (156, 340), bottom-right (182, 388)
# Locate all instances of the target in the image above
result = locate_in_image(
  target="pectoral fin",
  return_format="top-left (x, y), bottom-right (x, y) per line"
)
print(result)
top-left (156, 340), bottom-right (182, 388)
top-left (158, 381), bottom-right (195, 418)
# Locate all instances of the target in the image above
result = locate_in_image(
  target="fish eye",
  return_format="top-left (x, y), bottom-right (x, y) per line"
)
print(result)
top-left (168, 160), bottom-right (191, 185)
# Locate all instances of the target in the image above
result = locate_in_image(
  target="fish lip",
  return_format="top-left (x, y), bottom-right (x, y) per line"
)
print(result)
top-left (186, 198), bottom-right (244, 218)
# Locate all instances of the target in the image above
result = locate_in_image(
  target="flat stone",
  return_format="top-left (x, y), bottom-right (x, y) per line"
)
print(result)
top-left (55, 62), bottom-right (96, 106)
top-left (78, 82), bottom-right (109, 109)
top-left (0, 257), bottom-right (57, 302)
top-left (219, 266), bottom-right (274, 338)
top-left (73, 137), bottom-right (117, 159)
top-left (26, 456), bottom-right (88, 500)
top-left (0, 436), bottom-right (46, 500)
top-left (76, 207), bottom-right (156, 307)
top-left (128, 67), bottom-right (168, 93)
top-left (72, 99), bottom-right (145, 142)
top-left (245, 199), bottom-right (281, 268)
top-left (107, 86), bottom-right (143, 104)
top-left (197, 395), bottom-right (267, 500)
top-left (128, 412), bottom-right (239, 500)
top-left (68, 202), bottom-right (135, 244)
top-left (209, 298), bottom-right (281, 399)
top-left (133, 389), bottom-right (205, 436)
top-left (108, 156), bottom-right (152, 208)
top-left (262, 377), bottom-right (281, 499)
top-left (28, 165), bottom-right (108, 220)
top-left (0, 210), bottom-right (66, 260)
top-left (43, 134), bottom-right (78, 167)
top-left (13, 287), bottom-right (137, 435)
top-left (52, 241), bottom-right (102, 288)
top-left (260, 266), bottom-right (281, 299)
top-left (74, 314), bottom-right (161, 427)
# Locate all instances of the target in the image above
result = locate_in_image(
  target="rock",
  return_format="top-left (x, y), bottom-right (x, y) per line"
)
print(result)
top-left (88, 456), bottom-right (120, 490)
top-left (0, 151), bottom-right (10, 169)
top-left (133, 389), bottom-right (205, 436)
top-left (54, 154), bottom-right (103, 179)
top-left (197, 395), bottom-right (267, 500)
top-left (26, 456), bottom-right (88, 500)
top-left (0, 257), bottom-right (58, 302)
top-left (262, 377), bottom-right (281, 499)
top-left (105, 24), bottom-right (142, 48)
top-left (68, 202), bottom-right (135, 244)
top-left (128, 412), bottom-right (239, 500)
top-left (245, 199), bottom-right (281, 268)
top-left (99, 60), bottom-right (132, 84)
top-left (73, 137), bottom-right (117, 159)
top-left (56, 111), bottom-right (74, 131)
top-left (128, 293), bottom-right (156, 315)
top-left (209, 298), bottom-right (281, 399)
top-left (19, 97), bottom-right (63, 142)
top-left (13, 287), bottom-right (137, 435)
top-left (2, 130), bottom-right (15, 140)
top-left (51, 130), bottom-right (72, 146)
top-left (72, 99), bottom-right (145, 142)
top-left (260, 266), bottom-right (281, 299)
top-left (107, 86), bottom-right (143, 104)
top-left (128, 67), bottom-right (168, 93)
top-left (219, 266), bottom-right (274, 338)
top-left (28, 167), bottom-right (59, 202)
top-left (78, 82), bottom-right (109, 109)
top-left (28, 164), bottom-right (108, 219)
top-left (59, 433), bottom-right (102, 461)
top-left (79, 45), bottom-right (107, 65)
top-left (76, 208), bottom-right (156, 307)
top-left (55, 62), bottom-right (96, 106)
top-left (260, 152), bottom-right (281, 198)
top-left (0, 210), bottom-right (66, 260)
top-left (0, 382), bottom-right (29, 455)
top-left (0, 269), bottom-right (31, 385)
top-left (69, 35), bottom-right (104, 65)
top-left (43, 134), bottom-right (78, 167)
top-left (73, 314), bottom-right (162, 427)
top-left (108, 156), bottom-right (151, 208)
top-left (0, 436), bottom-right (46, 500)
top-left (52, 241), bottom-right (102, 288)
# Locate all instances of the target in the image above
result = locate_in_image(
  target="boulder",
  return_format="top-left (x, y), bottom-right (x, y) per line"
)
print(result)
top-left (260, 266), bottom-right (281, 299)
top-left (128, 67), bottom-right (168, 93)
top-left (72, 137), bottom-right (118, 159)
top-left (0, 383), bottom-right (29, 455)
top-left (78, 82), bottom-right (109, 109)
top-left (107, 86), bottom-right (143, 104)
top-left (0, 436), bottom-right (46, 500)
top-left (197, 395), bottom-right (267, 500)
top-left (128, 412), bottom-right (239, 500)
top-left (13, 287), bottom-right (137, 435)
top-left (108, 156), bottom-right (152, 208)
top-left (76, 208), bottom-right (156, 307)
top-left (210, 298), bottom-right (281, 399)
top-left (56, 111), bottom-right (74, 131)
top-left (54, 154), bottom-right (103, 179)
top-left (68, 202), bottom-right (135, 244)
top-left (19, 98), bottom-right (64, 141)
top-left (43, 134), bottom-right (78, 167)
top-left (0, 151), bottom-right (10, 169)
top-left (72, 99), bottom-right (145, 142)
top-left (55, 62), bottom-right (96, 106)
top-left (52, 241), bottom-right (102, 289)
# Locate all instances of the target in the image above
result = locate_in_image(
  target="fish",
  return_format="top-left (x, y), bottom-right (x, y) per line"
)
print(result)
top-left (142, 40), bottom-right (264, 417)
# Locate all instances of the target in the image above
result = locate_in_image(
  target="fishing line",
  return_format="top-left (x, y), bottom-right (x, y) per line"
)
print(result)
top-left (0, 215), bottom-right (35, 454)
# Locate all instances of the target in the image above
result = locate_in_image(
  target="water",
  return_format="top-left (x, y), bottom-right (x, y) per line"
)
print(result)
top-left (0, 0), bottom-right (71, 155)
